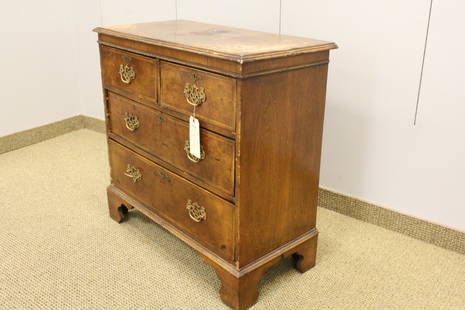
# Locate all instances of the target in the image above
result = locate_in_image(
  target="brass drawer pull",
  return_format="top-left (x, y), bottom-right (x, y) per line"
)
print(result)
top-left (124, 164), bottom-right (142, 183)
top-left (184, 140), bottom-right (205, 163)
top-left (184, 83), bottom-right (206, 107)
top-left (186, 200), bottom-right (206, 222)
top-left (124, 112), bottom-right (139, 131)
top-left (119, 64), bottom-right (136, 84)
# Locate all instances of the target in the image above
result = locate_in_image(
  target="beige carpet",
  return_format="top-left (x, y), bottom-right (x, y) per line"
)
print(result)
top-left (0, 129), bottom-right (464, 310)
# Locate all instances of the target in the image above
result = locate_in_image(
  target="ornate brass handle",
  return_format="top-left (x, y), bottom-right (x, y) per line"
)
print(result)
top-left (186, 200), bottom-right (206, 222)
top-left (184, 140), bottom-right (205, 163)
top-left (124, 112), bottom-right (139, 131)
top-left (183, 83), bottom-right (206, 107)
top-left (119, 64), bottom-right (136, 84)
top-left (124, 164), bottom-right (142, 183)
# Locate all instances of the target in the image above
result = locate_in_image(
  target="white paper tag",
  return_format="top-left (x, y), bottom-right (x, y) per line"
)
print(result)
top-left (189, 116), bottom-right (201, 159)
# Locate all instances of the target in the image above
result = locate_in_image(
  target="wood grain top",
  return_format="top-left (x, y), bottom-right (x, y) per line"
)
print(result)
top-left (94, 20), bottom-right (337, 62)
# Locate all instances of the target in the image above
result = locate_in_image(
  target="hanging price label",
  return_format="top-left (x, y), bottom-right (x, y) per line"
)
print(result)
top-left (189, 115), bottom-right (201, 159)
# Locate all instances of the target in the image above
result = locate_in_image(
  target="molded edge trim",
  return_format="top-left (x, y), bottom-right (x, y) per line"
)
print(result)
top-left (93, 27), bottom-right (337, 63)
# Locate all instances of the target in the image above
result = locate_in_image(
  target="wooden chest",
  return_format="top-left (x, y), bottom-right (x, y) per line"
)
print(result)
top-left (94, 20), bottom-right (336, 310)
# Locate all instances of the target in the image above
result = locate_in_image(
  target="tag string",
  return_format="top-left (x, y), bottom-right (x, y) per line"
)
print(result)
top-left (192, 105), bottom-right (196, 118)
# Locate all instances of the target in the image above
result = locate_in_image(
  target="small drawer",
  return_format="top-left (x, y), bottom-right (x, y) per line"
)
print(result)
top-left (160, 61), bottom-right (236, 134)
top-left (107, 92), bottom-right (235, 197)
top-left (108, 140), bottom-right (235, 261)
top-left (100, 45), bottom-right (158, 105)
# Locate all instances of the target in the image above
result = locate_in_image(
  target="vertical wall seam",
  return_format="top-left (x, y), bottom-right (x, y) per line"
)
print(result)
top-left (175, 0), bottom-right (178, 21)
top-left (414, 0), bottom-right (434, 126)
top-left (278, 0), bottom-right (282, 35)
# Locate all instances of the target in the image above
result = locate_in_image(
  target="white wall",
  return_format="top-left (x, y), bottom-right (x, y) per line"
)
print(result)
top-left (0, 0), bottom-right (81, 136)
top-left (177, 0), bottom-right (281, 34)
top-left (2, 1), bottom-right (464, 231)
top-left (72, 0), bottom-right (103, 120)
top-left (406, 0), bottom-right (465, 231)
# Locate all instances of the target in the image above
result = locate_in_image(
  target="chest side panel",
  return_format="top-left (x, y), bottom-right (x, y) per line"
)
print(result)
top-left (237, 64), bottom-right (329, 266)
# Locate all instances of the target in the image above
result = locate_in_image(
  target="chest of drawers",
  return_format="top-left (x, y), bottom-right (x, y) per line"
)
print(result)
top-left (94, 20), bottom-right (336, 310)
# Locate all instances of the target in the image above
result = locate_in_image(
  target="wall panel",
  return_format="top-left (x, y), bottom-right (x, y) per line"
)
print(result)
top-left (178, 0), bottom-right (280, 34)
top-left (0, 0), bottom-right (80, 136)
top-left (100, 0), bottom-right (176, 25)
top-left (408, 0), bottom-right (465, 230)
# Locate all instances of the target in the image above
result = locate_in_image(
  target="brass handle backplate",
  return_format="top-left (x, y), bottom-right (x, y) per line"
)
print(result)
top-left (184, 140), bottom-right (205, 163)
top-left (119, 64), bottom-right (136, 84)
top-left (183, 83), bottom-right (206, 107)
top-left (186, 199), bottom-right (206, 223)
top-left (124, 164), bottom-right (142, 183)
top-left (124, 112), bottom-right (139, 131)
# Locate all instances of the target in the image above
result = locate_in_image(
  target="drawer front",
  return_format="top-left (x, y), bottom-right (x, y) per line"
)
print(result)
top-left (108, 140), bottom-right (235, 261)
top-left (100, 45), bottom-right (158, 105)
top-left (108, 92), bottom-right (235, 196)
top-left (160, 61), bottom-right (236, 133)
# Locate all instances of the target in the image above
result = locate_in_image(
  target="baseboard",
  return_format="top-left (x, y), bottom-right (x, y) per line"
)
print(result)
top-left (319, 188), bottom-right (465, 255)
top-left (0, 115), bottom-right (106, 155)
top-left (0, 115), bottom-right (85, 154)
top-left (83, 115), bottom-right (106, 134)
top-left (1, 116), bottom-right (464, 255)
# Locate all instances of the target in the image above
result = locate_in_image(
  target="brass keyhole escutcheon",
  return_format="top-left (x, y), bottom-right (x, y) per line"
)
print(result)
top-left (191, 71), bottom-right (200, 82)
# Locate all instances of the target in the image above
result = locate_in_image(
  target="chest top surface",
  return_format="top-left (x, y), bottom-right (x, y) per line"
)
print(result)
top-left (93, 20), bottom-right (337, 62)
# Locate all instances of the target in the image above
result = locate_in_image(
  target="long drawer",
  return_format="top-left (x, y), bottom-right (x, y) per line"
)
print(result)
top-left (108, 140), bottom-right (235, 261)
top-left (107, 92), bottom-right (235, 196)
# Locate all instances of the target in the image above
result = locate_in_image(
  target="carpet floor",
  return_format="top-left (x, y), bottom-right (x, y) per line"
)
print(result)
top-left (0, 129), bottom-right (464, 309)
